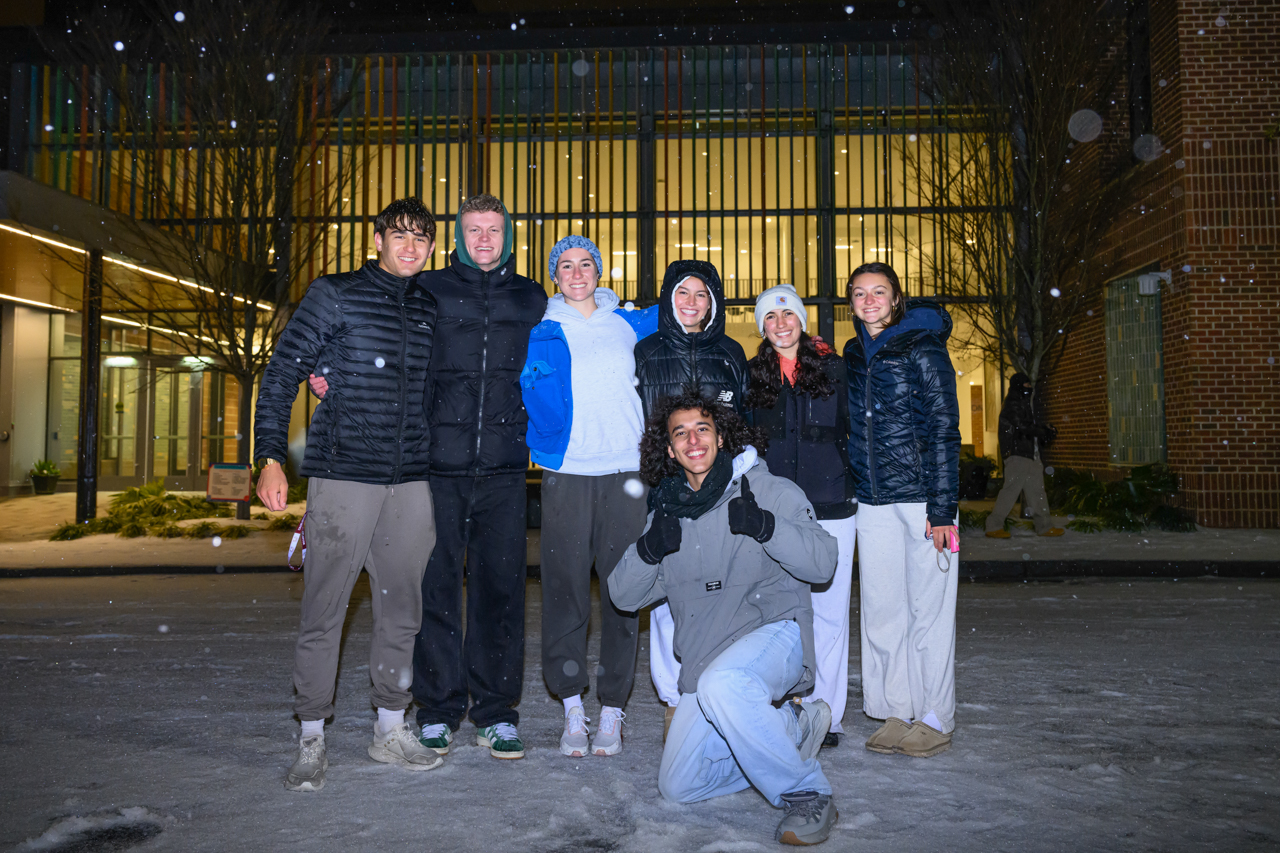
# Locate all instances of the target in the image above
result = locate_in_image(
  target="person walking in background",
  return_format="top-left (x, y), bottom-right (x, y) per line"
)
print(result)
top-left (843, 262), bottom-right (962, 759)
top-left (747, 285), bottom-right (857, 748)
top-left (633, 259), bottom-right (750, 737)
top-left (609, 392), bottom-right (840, 846)
top-left (521, 235), bottom-right (656, 758)
top-left (984, 373), bottom-right (1065, 539)
top-left (310, 193), bottom-right (545, 760)
top-left (256, 198), bottom-right (444, 791)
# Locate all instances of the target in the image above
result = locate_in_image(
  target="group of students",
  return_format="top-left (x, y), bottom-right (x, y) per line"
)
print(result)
top-left (254, 193), bottom-right (961, 847)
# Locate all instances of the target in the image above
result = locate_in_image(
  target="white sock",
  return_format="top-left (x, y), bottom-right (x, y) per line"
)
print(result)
top-left (563, 695), bottom-right (584, 715)
top-left (921, 711), bottom-right (943, 730)
top-left (377, 707), bottom-right (405, 733)
top-left (300, 720), bottom-right (324, 739)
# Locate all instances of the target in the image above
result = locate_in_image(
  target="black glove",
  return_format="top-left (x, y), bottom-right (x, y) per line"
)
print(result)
top-left (636, 508), bottom-right (682, 565)
top-left (727, 476), bottom-right (775, 543)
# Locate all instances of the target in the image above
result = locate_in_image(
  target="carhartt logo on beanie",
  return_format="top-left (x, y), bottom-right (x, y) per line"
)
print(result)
top-left (754, 284), bottom-right (808, 336)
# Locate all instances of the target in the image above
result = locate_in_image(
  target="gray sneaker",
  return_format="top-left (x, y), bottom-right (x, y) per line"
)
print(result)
top-left (368, 722), bottom-right (444, 771)
top-left (560, 706), bottom-right (590, 757)
top-left (776, 791), bottom-right (838, 846)
top-left (591, 707), bottom-right (625, 756)
top-left (285, 735), bottom-right (327, 792)
top-left (791, 700), bottom-right (832, 763)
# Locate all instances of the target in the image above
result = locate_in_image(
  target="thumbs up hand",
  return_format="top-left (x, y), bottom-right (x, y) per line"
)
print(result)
top-left (636, 507), bottom-right (683, 565)
top-left (727, 476), bottom-right (775, 543)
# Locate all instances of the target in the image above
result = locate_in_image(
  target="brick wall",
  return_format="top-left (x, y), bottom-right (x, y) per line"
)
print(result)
top-left (1046, 0), bottom-right (1279, 527)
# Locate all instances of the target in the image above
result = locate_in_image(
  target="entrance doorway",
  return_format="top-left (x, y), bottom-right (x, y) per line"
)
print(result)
top-left (94, 355), bottom-right (238, 491)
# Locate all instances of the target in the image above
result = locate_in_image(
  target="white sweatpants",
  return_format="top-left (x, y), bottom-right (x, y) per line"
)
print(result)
top-left (802, 515), bottom-right (857, 733)
top-left (856, 502), bottom-right (958, 733)
top-left (649, 602), bottom-right (681, 708)
top-left (649, 515), bottom-right (856, 715)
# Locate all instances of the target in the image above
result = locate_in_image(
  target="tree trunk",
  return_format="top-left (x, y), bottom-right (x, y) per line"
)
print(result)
top-left (235, 371), bottom-right (256, 520)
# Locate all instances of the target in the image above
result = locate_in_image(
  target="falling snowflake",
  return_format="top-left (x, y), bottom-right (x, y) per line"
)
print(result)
top-left (375, 357), bottom-right (386, 368)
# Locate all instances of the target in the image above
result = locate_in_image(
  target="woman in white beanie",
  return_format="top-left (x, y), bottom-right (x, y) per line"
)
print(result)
top-left (746, 284), bottom-right (858, 747)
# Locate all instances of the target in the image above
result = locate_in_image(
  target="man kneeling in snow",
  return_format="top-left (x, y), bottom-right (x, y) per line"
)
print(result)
top-left (608, 392), bottom-right (840, 846)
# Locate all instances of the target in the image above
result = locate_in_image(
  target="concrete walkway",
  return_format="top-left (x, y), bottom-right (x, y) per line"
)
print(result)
top-left (0, 492), bottom-right (1275, 577)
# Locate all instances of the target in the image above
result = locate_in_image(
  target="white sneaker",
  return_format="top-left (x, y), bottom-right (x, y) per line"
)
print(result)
top-left (284, 734), bottom-right (327, 792)
top-left (368, 722), bottom-right (444, 771)
top-left (591, 707), bottom-right (625, 756)
top-left (560, 706), bottom-right (590, 757)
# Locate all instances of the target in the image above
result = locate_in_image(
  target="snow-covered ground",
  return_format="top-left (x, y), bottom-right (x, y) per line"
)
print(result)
top-left (1, 574), bottom-right (1277, 852)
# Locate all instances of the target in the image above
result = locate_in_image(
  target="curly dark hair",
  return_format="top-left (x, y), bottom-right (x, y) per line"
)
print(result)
top-left (638, 390), bottom-right (766, 486)
top-left (745, 331), bottom-right (836, 410)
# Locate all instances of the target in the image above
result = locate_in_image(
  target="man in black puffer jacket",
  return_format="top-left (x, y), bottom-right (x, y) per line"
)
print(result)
top-left (413, 194), bottom-right (547, 759)
top-left (984, 373), bottom-right (1064, 538)
top-left (255, 198), bottom-right (445, 791)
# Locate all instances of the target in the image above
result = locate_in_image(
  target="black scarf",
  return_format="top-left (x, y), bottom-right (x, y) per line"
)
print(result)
top-left (648, 450), bottom-right (734, 520)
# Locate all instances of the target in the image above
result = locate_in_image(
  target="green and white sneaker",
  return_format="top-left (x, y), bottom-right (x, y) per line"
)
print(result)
top-left (476, 722), bottom-right (525, 759)
top-left (419, 722), bottom-right (453, 755)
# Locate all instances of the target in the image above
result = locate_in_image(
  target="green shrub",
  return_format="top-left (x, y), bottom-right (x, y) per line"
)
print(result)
top-left (1056, 463), bottom-right (1191, 533)
top-left (958, 508), bottom-right (990, 531)
top-left (216, 524), bottom-right (254, 540)
top-left (31, 459), bottom-right (61, 477)
top-left (50, 522), bottom-right (92, 541)
top-left (184, 521), bottom-right (221, 539)
top-left (152, 523), bottom-right (184, 539)
top-left (266, 513), bottom-right (302, 532)
top-left (1066, 517), bottom-right (1102, 533)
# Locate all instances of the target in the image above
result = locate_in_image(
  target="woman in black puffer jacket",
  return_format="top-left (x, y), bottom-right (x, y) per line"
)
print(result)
top-left (748, 284), bottom-right (857, 747)
top-left (633, 259), bottom-right (750, 727)
top-left (634, 259), bottom-right (750, 417)
top-left (843, 262), bottom-right (960, 759)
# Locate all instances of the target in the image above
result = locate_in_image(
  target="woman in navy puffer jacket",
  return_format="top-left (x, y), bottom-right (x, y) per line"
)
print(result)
top-left (842, 262), bottom-right (961, 759)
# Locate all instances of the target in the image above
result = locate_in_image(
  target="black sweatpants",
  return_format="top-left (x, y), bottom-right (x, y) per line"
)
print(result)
top-left (413, 472), bottom-right (527, 729)
top-left (540, 470), bottom-right (649, 708)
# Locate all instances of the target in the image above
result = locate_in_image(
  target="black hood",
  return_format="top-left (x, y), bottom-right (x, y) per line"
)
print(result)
top-left (657, 259), bottom-right (727, 350)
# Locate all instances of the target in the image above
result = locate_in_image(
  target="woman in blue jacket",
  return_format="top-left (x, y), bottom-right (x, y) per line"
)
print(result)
top-left (843, 262), bottom-right (961, 758)
top-left (521, 236), bottom-right (656, 759)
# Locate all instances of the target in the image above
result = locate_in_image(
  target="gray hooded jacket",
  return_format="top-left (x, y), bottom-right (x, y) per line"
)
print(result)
top-left (608, 448), bottom-right (838, 696)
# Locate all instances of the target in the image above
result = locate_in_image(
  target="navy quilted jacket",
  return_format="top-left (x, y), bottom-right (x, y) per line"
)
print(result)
top-left (254, 261), bottom-right (437, 484)
top-left (843, 299), bottom-right (961, 526)
top-left (422, 251), bottom-right (547, 476)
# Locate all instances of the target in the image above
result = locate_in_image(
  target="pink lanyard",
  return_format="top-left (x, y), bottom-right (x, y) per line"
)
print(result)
top-left (288, 513), bottom-right (308, 570)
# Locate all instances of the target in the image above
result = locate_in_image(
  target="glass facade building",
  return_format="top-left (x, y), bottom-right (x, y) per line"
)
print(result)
top-left (5, 41), bottom-right (1002, 488)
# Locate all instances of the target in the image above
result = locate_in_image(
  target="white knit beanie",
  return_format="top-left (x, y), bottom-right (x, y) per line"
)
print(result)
top-left (754, 284), bottom-right (808, 336)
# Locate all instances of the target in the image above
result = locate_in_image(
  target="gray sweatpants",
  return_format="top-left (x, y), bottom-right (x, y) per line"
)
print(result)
top-left (985, 455), bottom-right (1054, 534)
top-left (293, 477), bottom-right (435, 721)
top-left (540, 470), bottom-right (649, 708)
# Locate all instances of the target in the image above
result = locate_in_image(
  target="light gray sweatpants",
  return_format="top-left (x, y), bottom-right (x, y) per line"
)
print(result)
top-left (856, 501), bottom-right (958, 733)
top-left (293, 477), bottom-right (436, 721)
top-left (986, 455), bottom-right (1054, 534)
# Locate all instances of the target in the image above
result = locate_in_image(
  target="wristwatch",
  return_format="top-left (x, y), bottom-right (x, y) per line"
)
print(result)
top-left (256, 458), bottom-right (282, 469)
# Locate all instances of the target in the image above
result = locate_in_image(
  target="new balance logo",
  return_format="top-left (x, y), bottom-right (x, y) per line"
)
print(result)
top-left (717, 390), bottom-right (734, 403)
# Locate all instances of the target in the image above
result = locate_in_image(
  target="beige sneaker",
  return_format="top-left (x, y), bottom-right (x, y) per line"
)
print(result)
top-left (896, 720), bottom-right (952, 757)
top-left (864, 717), bottom-right (912, 754)
top-left (368, 722), bottom-right (444, 771)
top-left (1039, 527), bottom-right (1066, 537)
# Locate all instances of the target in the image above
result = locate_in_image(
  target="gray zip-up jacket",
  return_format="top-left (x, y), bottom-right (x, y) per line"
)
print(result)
top-left (608, 448), bottom-right (838, 696)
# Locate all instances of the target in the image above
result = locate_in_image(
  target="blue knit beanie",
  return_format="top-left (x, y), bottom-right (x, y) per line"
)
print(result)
top-left (548, 235), bottom-right (604, 282)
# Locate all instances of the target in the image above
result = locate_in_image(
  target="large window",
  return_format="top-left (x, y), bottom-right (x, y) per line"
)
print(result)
top-left (1105, 277), bottom-right (1166, 465)
top-left (17, 43), bottom-right (983, 312)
